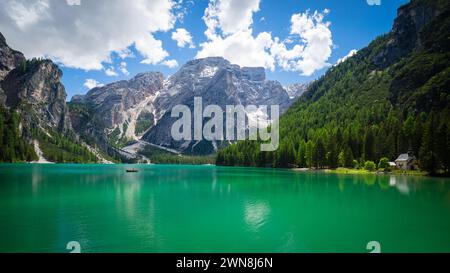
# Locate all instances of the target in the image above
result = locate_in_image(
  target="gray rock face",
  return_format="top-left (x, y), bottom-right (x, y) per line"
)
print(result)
top-left (0, 32), bottom-right (71, 133)
top-left (142, 57), bottom-right (291, 155)
top-left (70, 72), bottom-right (164, 148)
top-left (70, 56), bottom-right (298, 156)
top-left (71, 57), bottom-right (293, 155)
top-left (72, 72), bottom-right (163, 129)
top-left (0, 31), bottom-right (303, 158)
top-left (373, 0), bottom-right (444, 68)
top-left (285, 83), bottom-right (309, 100)
top-left (0, 33), bottom-right (25, 81)
top-left (153, 57), bottom-right (290, 113)
top-left (1, 58), bottom-right (71, 133)
top-left (0, 33), bottom-right (26, 105)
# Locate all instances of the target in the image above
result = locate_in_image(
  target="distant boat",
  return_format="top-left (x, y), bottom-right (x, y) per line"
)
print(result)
top-left (126, 169), bottom-right (139, 173)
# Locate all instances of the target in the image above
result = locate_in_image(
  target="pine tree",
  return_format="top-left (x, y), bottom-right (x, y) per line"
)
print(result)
top-left (305, 140), bottom-right (314, 169)
top-left (436, 123), bottom-right (450, 174)
top-left (363, 127), bottom-right (375, 161)
top-left (327, 136), bottom-right (339, 168)
top-left (419, 112), bottom-right (439, 174)
top-left (316, 137), bottom-right (326, 169)
top-left (338, 150), bottom-right (345, 167)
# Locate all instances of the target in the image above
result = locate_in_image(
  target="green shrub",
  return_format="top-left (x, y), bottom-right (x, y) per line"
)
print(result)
top-left (352, 160), bottom-right (360, 169)
top-left (378, 157), bottom-right (390, 171)
top-left (364, 161), bottom-right (376, 171)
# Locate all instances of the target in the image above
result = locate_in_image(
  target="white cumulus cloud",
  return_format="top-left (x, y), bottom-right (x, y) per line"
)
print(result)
top-left (4, 0), bottom-right (49, 30)
top-left (83, 79), bottom-right (104, 90)
top-left (0, 0), bottom-right (177, 70)
top-left (171, 28), bottom-right (195, 48)
top-left (196, 0), bottom-right (333, 76)
top-left (135, 34), bottom-right (169, 65)
top-left (66, 0), bottom-right (80, 6)
top-left (161, 59), bottom-right (179, 68)
top-left (336, 49), bottom-right (358, 65)
top-left (197, 30), bottom-right (274, 70)
top-left (205, 0), bottom-right (260, 35)
top-left (116, 48), bottom-right (134, 60)
top-left (119, 61), bottom-right (130, 76)
top-left (105, 67), bottom-right (118, 77)
top-left (280, 9), bottom-right (333, 76)
top-left (197, 0), bottom-right (274, 69)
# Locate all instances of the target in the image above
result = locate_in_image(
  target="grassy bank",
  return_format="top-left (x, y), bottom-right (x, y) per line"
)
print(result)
top-left (292, 167), bottom-right (428, 177)
top-left (324, 168), bottom-right (428, 176)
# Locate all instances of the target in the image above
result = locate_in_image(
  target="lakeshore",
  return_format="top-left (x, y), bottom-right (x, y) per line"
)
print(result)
top-left (293, 167), bottom-right (428, 177)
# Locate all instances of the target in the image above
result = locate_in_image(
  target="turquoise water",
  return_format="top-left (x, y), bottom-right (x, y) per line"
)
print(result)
top-left (0, 164), bottom-right (449, 253)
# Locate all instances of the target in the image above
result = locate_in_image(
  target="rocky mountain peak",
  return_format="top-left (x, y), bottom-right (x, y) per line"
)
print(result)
top-left (70, 70), bottom-right (165, 147)
top-left (170, 57), bottom-right (266, 82)
top-left (240, 67), bottom-right (266, 81)
top-left (4, 60), bottom-right (63, 105)
top-left (141, 57), bottom-right (291, 155)
top-left (2, 58), bottom-right (71, 132)
top-left (165, 57), bottom-right (229, 85)
top-left (183, 56), bottom-right (231, 68)
top-left (285, 83), bottom-right (309, 99)
top-left (130, 72), bottom-right (164, 90)
top-left (72, 71), bottom-right (163, 105)
top-left (0, 32), bottom-right (25, 81)
top-left (373, 0), bottom-right (446, 68)
top-left (68, 52), bottom-right (304, 157)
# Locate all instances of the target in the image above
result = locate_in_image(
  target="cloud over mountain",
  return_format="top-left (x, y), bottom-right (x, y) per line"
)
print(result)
top-left (0, 0), bottom-right (335, 83)
top-left (196, 0), bottom-right (333, 76)
top-left (172, 28), bottom-right (195, 48)
top-left (83, 79), bottom-right (104, 89)
top-left (0, 0), bottom-right (177, 70)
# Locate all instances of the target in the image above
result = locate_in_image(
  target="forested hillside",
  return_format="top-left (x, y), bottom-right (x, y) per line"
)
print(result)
top-left (0, 50), bottom-right (99, 163)
top-left (0, 106), bottom-right (37, 162)
top-left (217, 0), bottom-right (450, 175)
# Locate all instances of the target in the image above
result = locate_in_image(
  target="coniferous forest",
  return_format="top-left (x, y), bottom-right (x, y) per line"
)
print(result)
top-left (0, 105), bottom-right (97, 164)
top-left (0, 107), bottom-right (37, 162)
top-left (0, 0), bottom-right (448, 174)
top-left (217, 1), bottom-right (450, 175)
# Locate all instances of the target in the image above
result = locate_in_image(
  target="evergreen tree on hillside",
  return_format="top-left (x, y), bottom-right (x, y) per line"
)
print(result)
top-left (216, 0), bottom-right (450, 176)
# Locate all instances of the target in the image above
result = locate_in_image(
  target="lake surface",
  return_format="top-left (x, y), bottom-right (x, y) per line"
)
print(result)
top-left (0, 164), bottom-right (449, 253)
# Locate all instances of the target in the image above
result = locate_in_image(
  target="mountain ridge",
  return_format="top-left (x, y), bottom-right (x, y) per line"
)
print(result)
top-left (0, 33), bottom-right (306, 163)
top-left (216, 0), bottom-right (450, 175)
top-left (0, 35), bottom-right (104, 163)
top-left (70, 56), bottom-right (301, 157)
top-left (1, 0), bottom-right (447, 168)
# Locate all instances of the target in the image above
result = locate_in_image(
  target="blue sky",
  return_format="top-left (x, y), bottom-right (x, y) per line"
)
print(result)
top-left (0, 0), bottom-right (409, 100)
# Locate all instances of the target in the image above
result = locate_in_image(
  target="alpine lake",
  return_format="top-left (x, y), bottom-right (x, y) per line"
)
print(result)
top-left (0, 164), bottom-right (449, 253)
